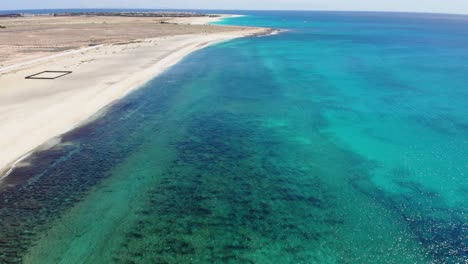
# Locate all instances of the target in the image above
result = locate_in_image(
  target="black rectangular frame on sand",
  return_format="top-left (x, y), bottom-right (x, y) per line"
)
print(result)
top-left (25, 71), bottom-right (72, 80)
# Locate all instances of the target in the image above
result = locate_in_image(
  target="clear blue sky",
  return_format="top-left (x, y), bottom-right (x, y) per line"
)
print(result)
top-left (1, 0), bottom-right (468, 14)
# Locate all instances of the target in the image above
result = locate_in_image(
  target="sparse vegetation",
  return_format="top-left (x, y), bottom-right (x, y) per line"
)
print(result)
top-left (0, 25), bottom-right (6, 29)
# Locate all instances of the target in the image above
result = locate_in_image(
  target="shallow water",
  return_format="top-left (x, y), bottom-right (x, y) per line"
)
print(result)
top-left (0, 11), bottom-right (467, 263)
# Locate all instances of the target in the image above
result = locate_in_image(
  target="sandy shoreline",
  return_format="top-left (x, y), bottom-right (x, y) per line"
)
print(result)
top-left (0, 15), bottom-right (270, 177)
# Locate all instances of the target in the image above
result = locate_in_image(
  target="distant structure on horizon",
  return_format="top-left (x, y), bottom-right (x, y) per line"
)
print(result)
top-left (0, 11), bottom-right (219, 18)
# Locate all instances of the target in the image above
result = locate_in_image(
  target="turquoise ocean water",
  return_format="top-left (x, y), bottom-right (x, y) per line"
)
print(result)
top-left (0, 11), bottom-right (467, 263)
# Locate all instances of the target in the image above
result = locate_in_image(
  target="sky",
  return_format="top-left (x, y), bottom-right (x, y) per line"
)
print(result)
top-left (1, 0), bottom-right (468, 15)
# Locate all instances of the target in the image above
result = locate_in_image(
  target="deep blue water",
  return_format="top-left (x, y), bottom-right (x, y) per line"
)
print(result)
top-left (0, 11), bottom-right (467, 263)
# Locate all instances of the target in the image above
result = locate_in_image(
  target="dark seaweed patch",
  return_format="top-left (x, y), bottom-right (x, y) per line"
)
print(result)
top-left (350, 168), bottom-right (468, 263)
top-left (0, 66), bottom-right (184, 263)
top-left (112, 112), bottom-right (339, 263)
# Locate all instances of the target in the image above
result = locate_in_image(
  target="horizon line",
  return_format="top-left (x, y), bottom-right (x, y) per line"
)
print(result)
top-left (1, 8), bottom-right (468, 16)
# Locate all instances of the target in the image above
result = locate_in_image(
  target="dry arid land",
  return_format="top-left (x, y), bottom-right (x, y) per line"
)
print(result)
top-left (0, 15), bottom-right (271, 176)
top-left (0, 14), bottom-right (247, 66)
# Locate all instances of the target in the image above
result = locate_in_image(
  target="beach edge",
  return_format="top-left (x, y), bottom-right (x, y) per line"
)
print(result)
top-left (0, 26), bottom-right (276, 180)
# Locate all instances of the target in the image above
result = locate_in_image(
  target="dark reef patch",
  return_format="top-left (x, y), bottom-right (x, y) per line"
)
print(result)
top-left (113, 112), bottom-right (340, 263)
top-left (350, 170), bottom-right (468, 263)
top-left (0, 69), bottom-right (182, 263)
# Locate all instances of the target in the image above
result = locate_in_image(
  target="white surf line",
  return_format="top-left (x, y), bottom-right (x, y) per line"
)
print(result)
top-left (0, 44), bottom-right (104, 74)
top-left (0, 152), bottom-right (33, 181)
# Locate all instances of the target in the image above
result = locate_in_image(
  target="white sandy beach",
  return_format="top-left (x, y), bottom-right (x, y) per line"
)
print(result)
top-left (174, 14), bottom-right (245, 25)
top-left (0, 15), bottom-right (268, 176)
